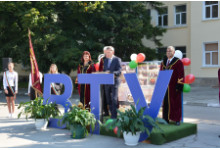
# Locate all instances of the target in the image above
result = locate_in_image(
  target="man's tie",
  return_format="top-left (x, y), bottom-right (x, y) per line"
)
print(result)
top-left (108, 58), bottom-right (111, 69)
top-left (166, 60), bottom-right (170, 69)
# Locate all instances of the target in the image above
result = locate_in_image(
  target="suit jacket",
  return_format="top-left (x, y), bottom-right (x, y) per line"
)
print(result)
top-left (103, 56), bottom-right (122, 85)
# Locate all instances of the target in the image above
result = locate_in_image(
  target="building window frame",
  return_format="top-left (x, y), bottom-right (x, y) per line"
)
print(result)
top-left (203, 1), bottom-right (219, 20)
top-left (203, 41), bottom-right (219, 67)
top-left (157, 46), bottom-right (186, 60)
top-left (174, 4), bottom-right (187, 26)
top-left (174, 46), bottom-right (187, 58)
top-left (157, 7), bottom-right (168, 27)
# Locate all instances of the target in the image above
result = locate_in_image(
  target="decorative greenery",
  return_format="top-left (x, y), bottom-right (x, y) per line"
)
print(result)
top-left (0, 1), bottom-right (165, 73)
top-left (106, 104), bottom-right (162, 136)
top-left (61, 105), bottom-right (100, 136)
top-left (18, 97), bottom-right (60, 121)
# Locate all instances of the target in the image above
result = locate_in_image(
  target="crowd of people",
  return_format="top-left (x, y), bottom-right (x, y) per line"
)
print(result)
top-left (3, 45), bottom-right (185, 125)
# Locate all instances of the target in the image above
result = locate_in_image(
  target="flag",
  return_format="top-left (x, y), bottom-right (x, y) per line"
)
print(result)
top-left (28, 29), bottom-right (43, 96)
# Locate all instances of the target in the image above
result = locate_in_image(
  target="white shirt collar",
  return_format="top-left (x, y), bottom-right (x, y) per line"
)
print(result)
top-left (108, 55), bottom-right (115, 60)
top-left (168, 56), bottom-right (174, 62)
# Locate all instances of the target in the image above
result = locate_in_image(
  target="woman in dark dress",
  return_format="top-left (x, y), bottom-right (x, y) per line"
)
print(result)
top-left (76, 51), bottom-right (95, 109)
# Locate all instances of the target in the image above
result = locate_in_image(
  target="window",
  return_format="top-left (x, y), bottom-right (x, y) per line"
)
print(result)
top-left (175, 5), bottom-right (187, 25)
top-left (158, 7), bottom-right (168, 27)
top-left (157, 47), bottom-right (167, 60)
top-left (204, 43), bottom-right (218, 66)
top-left (157, 46), bottom-right (186, 60)
top-left (204, 1), bottom-right (218, 19)
top-left (175, 46), bottom-right (186, 58)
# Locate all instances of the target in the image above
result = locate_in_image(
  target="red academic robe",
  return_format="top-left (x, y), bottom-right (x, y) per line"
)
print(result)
top-left (77, 61), bottom-right (96, 109)
top-left (160, 57), bottom-right (184, 122)
top-left (218, 69), bottom-right (220, 104)
top-left (99, 57), bottom-right (105, 71)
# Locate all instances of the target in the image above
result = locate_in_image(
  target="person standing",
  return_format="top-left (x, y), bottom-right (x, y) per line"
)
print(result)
top-left (76, 51), bottom-right (96, 109)
top-left (160, 46), bottom-right (184, 125)
top-left (218, 68), bottom-right (220, 104)
top-left (3, 62), bottom-right (18, 118)
top-left (103, 46), bottom-right (122, 118)
top-left (28, 72), bottom-right (43, 100)
top-left (99, 49), bottom-right (110, 116)
top-left (49, 64), bottom-right (62, 95)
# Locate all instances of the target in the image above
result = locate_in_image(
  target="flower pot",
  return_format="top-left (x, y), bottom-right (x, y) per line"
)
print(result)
top-left (123, 131), bottom-right (141, 146)
top-left (69, 124), bottom-right (86, 139)
top-left (35, 119), bottom-right (48, 130)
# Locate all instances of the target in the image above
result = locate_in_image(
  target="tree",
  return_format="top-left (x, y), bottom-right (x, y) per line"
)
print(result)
top-left (0, 1), bottom-right (165, 74)
top-left (82, 2), bottom-right (166, 61)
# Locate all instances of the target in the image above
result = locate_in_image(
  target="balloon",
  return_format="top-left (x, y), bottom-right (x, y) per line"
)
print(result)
top-left (129, 61), bottom-right (138, 69)
top-left (130, 54), bottom-right (137, 61)
top-left (98, 54), bottom-right (105, 62)
top-left (174, 50), bottom-right (183, 59)
top-left (113, 126), bottom-right (118, 135)
top-left (182, 58), bottom-right (191, 66)
top-left (105, 119), bottom-right (113, 126)
top-left (94, 63), bottom-right (100, 71)
top-left (185, 74), bottom-right (195, 84)
top-left (183, 84), bottom-right (191, 93)
top-left (136, 53), bottom-right (146, 63)
top-left (105, 119), bottom-right (114, 130)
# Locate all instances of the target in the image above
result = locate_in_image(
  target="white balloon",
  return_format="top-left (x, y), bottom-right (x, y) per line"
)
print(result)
top-left (130, 54), bottom-right (137, 61)
top-left (174, 50), bottom-right (183, 59)
top-left (98, 54), bottom-right (105, 62)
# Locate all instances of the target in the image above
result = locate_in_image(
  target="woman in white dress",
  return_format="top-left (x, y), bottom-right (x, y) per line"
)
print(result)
top-left (3, 62), bottom-right (18, 118)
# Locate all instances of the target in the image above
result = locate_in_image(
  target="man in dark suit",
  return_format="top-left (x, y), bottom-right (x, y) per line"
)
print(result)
top-left (103, 46), bottom-right (121, 118)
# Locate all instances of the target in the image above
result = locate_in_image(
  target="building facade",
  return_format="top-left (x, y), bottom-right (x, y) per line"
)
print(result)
top-left (2, 1), bottom-right (220, 86)
top-left (143, 1), bottom-right (220, 86)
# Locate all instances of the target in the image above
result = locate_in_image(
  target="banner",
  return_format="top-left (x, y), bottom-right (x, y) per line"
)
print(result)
top-left (28, 29), bottom-right (43, 95)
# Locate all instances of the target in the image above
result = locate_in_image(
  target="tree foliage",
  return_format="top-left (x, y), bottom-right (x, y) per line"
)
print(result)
top-left (0, 1), bottom-right (165, 74)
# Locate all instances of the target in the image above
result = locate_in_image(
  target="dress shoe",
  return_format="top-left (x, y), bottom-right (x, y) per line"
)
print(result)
top-left (165, 119), bottom-right (169, 124)
top-left (176, 121), bottom-right (180, 126)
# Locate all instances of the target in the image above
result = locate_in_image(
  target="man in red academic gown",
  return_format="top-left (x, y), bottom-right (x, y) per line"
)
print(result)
top-left (218, 68), bottom-right (220, 104)
top-left (160, 46), bottom-right (184, 125)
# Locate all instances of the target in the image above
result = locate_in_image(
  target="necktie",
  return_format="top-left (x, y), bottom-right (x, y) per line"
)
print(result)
top-left (166, 60), bottom-right (170, 69)
top-left (108, 58), bottom-right (111, 69)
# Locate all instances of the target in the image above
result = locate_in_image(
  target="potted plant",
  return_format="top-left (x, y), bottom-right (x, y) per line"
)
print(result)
top-left (18, 97), bottom-right (60, 130)
top-left (106, 104), bottom-right (161, 146)
top-left (61, 105), bottom-right (100, 139)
